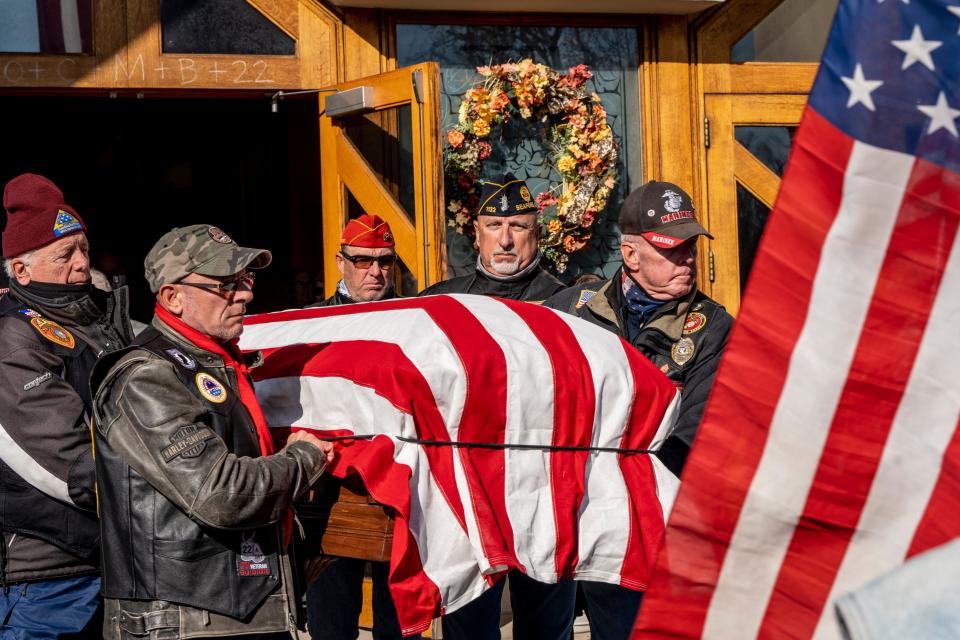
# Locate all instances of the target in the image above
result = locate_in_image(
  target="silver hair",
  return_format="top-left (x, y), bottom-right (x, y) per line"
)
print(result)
top-left (3, 251), bottom-right (34, 279)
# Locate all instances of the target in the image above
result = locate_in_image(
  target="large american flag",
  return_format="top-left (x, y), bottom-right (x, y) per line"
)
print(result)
top-left (239, 295), bottom-right (680, 636)
top-left (634, 1), bottom-right (960, 638)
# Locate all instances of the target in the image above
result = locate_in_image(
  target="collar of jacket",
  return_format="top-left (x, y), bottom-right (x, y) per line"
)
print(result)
top-left (587, 268), bottom-right (698, 340)
top-left (11, 279), bottom-right (107, 327)
top-left (149, 312), bottom-right (262, 370)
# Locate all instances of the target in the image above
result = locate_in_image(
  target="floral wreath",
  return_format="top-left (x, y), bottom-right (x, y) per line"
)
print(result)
top-left (444, 59), bottom-right (618, 274)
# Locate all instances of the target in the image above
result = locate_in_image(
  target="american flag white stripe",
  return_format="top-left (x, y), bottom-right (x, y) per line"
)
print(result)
top-left (241, 296), bottom-right (679, 632)
top-left (701, 142), bottom-right (914, 639)
top-left (451, 295), bottom-right (560, 581)
top-left (811, 222), bottom-right (960, 639)
top-left (555, 313), bottom-right (641, 583)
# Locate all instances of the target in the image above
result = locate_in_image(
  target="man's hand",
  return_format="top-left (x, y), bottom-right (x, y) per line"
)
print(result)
top-left (287, 430), bottom-right (336, 464)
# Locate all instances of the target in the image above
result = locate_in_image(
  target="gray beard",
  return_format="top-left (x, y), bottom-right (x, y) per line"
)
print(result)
top-left (476, 251), bottom-right (542, 283)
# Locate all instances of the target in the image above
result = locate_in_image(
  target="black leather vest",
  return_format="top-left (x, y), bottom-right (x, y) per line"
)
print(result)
top-left (93, 328), bottom-right (281, 620)
top-left (0, 296), bottom-right (100, 562)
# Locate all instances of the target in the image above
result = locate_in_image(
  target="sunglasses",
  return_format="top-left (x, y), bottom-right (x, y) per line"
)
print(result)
top-left (180, 272), bottom-right (256, 294)
top-left (339, 252), bottom-right (397, 269)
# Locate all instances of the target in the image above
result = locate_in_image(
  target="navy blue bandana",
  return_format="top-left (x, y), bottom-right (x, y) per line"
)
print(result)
top-left (622, 277), bottom-right (665, 342)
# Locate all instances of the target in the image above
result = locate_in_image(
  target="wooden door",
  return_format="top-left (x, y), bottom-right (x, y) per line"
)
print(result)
top-left (319, 63), bottom-right (445, 295)
top-left (703, 92), bottom-right (806, 314)
top-left (694, 0), bottom-right (833, 314)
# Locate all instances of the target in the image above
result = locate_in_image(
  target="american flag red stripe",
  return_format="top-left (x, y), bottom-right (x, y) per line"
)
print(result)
top-left (241, 295), bottom-right (680, 634)
top-left (633, 0), bottom-right (960, 636)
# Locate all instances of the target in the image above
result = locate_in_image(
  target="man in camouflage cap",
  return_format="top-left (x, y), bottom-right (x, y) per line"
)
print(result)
top-left (90, 224), bottom-right (334, 639)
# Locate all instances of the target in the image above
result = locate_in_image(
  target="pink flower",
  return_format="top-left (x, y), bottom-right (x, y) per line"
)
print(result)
top-left (536, 192), bottom-right (559, 212)
top-left (458, 174), bottom-right (474, 189)
top-left (581, 211), bottom-right (595, 228)
top-left (477, 141), bottom-right (492, 160)
top-left (563, 235), bottom-right (576, 252)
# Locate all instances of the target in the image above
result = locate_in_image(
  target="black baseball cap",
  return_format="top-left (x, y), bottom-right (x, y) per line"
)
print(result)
top-left (618, 180), bottom-right (713, 248)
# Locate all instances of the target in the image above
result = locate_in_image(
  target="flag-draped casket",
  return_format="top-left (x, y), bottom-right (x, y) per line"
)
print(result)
top-left (239, 294), bottom-right (679, 635)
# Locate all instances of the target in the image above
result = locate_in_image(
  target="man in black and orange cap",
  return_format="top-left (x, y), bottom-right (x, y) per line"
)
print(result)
top-left (544, 180), bottom-right (733, 639)
top-left (0, 173), bottom-right (133, 637)
top-left (420, 173), bottom-right (565, 303)
top-left (314, 213), bottom-right (399, 306)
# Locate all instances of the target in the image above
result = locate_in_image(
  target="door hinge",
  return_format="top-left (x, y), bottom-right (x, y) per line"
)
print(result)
top-left (708, 249), bottom-right (716, 283)
top-left (703, 116), bottom-right (711, 149)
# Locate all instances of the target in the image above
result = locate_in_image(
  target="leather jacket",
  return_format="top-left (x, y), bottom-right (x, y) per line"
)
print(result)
top-left (91, 316), bottom-right (329, 639)
top-left (0, 281), bottom-right (131, 584)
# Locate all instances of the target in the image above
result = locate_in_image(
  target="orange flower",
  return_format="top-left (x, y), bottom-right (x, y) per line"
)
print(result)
top-left (548, 219), bottom-right (562, 234)
top-left (473, 119), bottom-right (491, 137)
top-left (447, 130), bottom-right (465, 148)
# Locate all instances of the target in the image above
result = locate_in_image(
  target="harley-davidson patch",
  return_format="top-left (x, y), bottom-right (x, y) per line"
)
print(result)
top-left (161, 425), bottom-right (216, 462)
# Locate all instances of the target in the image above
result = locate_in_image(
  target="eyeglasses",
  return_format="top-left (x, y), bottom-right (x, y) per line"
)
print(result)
top-left (180, 272), bottom-right (256, 294)
top-left (339, 252), bottom-right (397, 269)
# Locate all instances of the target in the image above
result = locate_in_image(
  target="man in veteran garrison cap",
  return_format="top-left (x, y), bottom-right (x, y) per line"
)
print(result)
top-left (423, 177), bottom-right (575, 638)
top-left (0, 173), bottom-right (132, 638)
top-left (89, 224), bottom-right (334, 639)
top-left (420, 173), bottom-right (566, 302)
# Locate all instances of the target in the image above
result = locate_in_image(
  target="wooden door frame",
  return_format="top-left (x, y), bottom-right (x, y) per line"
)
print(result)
top-left (319, 62), bottom-right (445, 295)
top-left (692, 0), bottom-right (820, 313)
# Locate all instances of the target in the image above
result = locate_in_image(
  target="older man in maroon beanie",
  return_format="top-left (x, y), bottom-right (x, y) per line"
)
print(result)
top-left (0, 173), bottom-right (132, 638)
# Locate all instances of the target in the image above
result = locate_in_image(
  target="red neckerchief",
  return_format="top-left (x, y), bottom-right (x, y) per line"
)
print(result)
top-left (155, 304), bottom-right (275, 456)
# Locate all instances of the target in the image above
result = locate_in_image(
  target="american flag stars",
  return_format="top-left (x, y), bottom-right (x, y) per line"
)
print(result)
top-left (891, 24), bottom-right (940, 70)
top-left (840, 6), bottom-right (960, 142)
top-left (918, 91), bottom-right (960, 136)
top-left (841, 64), bottom-right (883, 111)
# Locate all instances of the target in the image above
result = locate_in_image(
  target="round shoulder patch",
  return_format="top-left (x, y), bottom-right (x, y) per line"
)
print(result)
top-left (195, 372), bottom-right (228, 404)
top-left (30, 317), bottom-right (75, 349)
top-left (683, 311), bottom-right (707, 335)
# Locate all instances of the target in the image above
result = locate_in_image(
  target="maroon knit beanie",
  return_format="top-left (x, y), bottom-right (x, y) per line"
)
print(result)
top-left (2, 173), bottom-right (86, 259)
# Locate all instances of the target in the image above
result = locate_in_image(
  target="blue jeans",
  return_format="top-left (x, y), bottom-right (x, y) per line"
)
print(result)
top-left (306, 558), bottom-right (419, 640)
top-left (580, 581), bottom-right (643, 640)
top-left (442, 572), bottom-right (576, 640)
top-left (0, 575), bottom-right (101, 640)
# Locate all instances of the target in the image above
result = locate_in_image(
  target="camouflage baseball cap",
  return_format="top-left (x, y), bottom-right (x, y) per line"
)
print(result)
top-left (144, 224), bottom-right (272, 293)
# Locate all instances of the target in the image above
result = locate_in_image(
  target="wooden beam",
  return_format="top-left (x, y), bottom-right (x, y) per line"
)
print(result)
top-left (335, 130), bottom-right (418, 266)
top-left (733, 141), bottom-right (781, 208)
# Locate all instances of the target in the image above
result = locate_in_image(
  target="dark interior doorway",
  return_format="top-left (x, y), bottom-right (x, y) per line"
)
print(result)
top-left (0, 93), bottom-right (323, 321)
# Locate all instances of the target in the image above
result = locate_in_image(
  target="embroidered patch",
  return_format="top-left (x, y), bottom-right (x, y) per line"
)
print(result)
top-left (17, 308), bottom-right (41, 318)
top-left (207, 226), bottom-right (233, 244)
top-left (683, 312), bottom-right (707, 335)
top-left (382, 230), bottom-right (393, 243)
top-left (671, 337), bottom-right (696, 366)
top-left (53, 210), bottom-right (83, 237)
top-left (29, 318), bottom-right (75, 349)
top-left (575, 290), bottom-right (597, 309)
top-left (161, 425), bottom-right (216, 462)
top-left (164, 348), bottom-right (197, 370)
top-left (500, 194), bottom-right (510, 212)
top-left (519, 185), bottom-right (532, 202)
top-left (662, 190), bottom-right (683, 213)
top-left (238, 534), bottom-right (270, 576)
top-left (195, 372), bottom-right (227, 404)
top-left (23, 371), bottom-right (52, 391)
